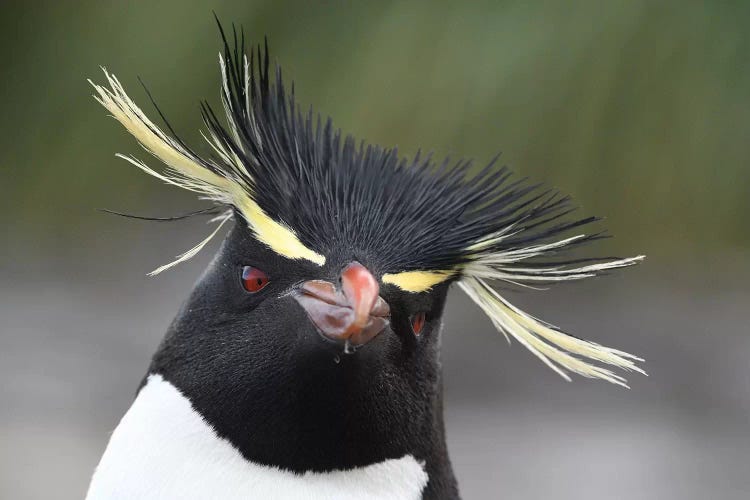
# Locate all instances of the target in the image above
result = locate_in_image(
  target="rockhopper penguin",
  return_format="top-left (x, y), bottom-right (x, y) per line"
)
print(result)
top-left (86, 22), bottom-right (645, 500)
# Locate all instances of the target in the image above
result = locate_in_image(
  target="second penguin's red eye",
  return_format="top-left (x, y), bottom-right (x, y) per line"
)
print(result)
top-left (241, 266), bottom-right (269, 293)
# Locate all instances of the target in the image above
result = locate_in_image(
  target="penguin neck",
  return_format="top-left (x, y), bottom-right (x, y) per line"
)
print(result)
top-left (141, 233), bottom-right (460, 497)
top-left (147, 318), bottom-right (457, 495)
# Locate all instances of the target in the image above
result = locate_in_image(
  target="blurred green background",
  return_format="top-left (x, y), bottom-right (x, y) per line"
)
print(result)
top-left (2, 2), bottom-right (750, 499)
top-left (2, 0), bottom-right (749, 266)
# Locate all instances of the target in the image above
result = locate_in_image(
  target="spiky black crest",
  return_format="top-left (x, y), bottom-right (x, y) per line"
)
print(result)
top-left (91, 19), bottom-right (644, 384)
top-left (201, 23), bottom-right (606, 275)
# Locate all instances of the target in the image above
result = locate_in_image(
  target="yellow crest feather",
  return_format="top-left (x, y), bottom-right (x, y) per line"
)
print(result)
top-left (381, 270), bottom-right (454, 292)
top-left (458, 277), bottom-right (645, 387)
top-left (90, 69), bottom-right (325, 267)
top-left (234, 194), bottom-right (326, 265)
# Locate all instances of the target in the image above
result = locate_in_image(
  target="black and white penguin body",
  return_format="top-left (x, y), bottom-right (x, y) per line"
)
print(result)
top-left (87, 374), bottom-right (429, 499)
top-left (87, 20), bottom-right (643, 500)
top-left (87, 227), bottom-right (455, 499)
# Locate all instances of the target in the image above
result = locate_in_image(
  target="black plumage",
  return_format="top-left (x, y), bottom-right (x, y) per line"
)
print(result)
top-left (196, 24), bottom-right (610, 275)
top-left (147, 225), bottom-right (458, 497)
top-left (88, 18), bottom-right (644, 500)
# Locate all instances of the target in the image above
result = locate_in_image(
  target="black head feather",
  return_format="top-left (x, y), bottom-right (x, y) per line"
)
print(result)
top-left (90, 19), bottom-right (643, 386)
top-left (198, 23), bottom-right (606, 276)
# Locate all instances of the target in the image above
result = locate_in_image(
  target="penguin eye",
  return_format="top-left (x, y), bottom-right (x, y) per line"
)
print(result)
top-left (410, 312), bottom-right (426, 336)
top-left (241, 266), bottom-right (270, 293)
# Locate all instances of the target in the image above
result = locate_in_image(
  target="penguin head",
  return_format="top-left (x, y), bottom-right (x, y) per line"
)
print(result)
top-left (172, 218), bottom-right (451, 368)
top-left (93, 23), bottom-right (645, 388)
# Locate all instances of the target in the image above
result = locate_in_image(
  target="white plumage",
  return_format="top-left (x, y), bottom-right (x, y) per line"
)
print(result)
top-left (87, 375), bottom-right (429, 500)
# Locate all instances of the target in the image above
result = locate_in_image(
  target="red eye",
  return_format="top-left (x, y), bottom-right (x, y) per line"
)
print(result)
top-left (241, 266), bottom-right (269, 293)
top-left (410, 312), bottom-right (426, 336)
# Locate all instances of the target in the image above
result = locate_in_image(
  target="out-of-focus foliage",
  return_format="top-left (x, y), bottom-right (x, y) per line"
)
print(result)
top-left (1, 0), bottom-right (748, 261)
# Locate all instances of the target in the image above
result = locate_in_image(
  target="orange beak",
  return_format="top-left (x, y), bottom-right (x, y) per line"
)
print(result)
top-left (295, 262), bottom-right (390, 347)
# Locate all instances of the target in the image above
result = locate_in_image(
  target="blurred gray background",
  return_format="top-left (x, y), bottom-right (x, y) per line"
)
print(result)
top-left (1, 1), bottom-right (749, 499)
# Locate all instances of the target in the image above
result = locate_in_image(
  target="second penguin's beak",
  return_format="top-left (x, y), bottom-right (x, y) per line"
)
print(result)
top-left (295, 262), bottom-right (390, 347)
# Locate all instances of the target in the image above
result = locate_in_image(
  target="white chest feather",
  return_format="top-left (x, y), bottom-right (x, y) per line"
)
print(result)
top-left (86, 374), bottom-right (428, 500)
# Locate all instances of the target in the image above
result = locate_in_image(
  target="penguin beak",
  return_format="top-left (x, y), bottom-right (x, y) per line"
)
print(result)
top-left (295, 262), bottom-right (390, 347)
